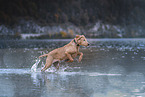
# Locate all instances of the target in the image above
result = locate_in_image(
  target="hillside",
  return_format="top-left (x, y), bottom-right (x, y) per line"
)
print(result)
top-left (0, 0), bottom-right (145, 39)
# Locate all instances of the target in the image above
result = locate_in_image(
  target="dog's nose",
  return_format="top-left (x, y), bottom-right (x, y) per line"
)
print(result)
top-left (88, 43), bottom-right (90, 46)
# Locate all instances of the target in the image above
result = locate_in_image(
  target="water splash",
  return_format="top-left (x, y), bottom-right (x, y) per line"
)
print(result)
top-left (31, 59), bottom-right (40, 72)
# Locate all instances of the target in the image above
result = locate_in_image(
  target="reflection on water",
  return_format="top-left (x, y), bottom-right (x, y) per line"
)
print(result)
top-left (1, 39), bottom-right (145, 97)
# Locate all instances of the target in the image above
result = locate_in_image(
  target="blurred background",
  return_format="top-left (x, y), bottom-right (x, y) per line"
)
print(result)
top-left (0, 0), bottom-right (145, 39)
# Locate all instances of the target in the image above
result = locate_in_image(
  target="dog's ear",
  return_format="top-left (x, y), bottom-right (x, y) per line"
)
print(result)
top-left (75, 35), bottom-right (80, 38)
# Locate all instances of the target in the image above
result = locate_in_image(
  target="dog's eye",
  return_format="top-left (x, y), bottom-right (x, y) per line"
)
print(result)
top-left (84, 39), bottom-right (85, 41)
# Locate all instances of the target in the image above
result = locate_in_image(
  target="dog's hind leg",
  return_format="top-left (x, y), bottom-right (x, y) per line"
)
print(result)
top-left (41, 55), bottom-right (53, 72)
top-left (53, 61), bottom-right (60, 70)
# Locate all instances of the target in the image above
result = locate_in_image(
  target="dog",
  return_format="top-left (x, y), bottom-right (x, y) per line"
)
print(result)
top-left (39, 35), bottom-right (89, 72)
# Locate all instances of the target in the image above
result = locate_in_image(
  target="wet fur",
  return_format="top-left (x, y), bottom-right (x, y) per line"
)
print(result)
top-left (39, 35), bottom-right (89, 72)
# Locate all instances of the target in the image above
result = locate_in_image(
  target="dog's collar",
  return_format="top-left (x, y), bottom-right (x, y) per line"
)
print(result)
top-left (74, 39), bottom-right (80, 46)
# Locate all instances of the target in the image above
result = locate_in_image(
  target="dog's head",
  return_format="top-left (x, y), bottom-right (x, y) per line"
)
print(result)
top-left (75, 35), bottom-right (89, 46)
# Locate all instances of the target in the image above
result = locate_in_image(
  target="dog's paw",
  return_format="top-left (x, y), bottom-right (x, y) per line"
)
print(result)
top-left (79, 58), bottom-right (82, 62)
top-left (67, 59), bottom-right (74, 62)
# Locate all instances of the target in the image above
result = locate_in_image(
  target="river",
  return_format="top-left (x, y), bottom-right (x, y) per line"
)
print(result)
top-left (0, 39), bottom-right (145, 97)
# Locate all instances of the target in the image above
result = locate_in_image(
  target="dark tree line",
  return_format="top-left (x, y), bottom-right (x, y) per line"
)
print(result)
top-left (0, 0), bottom-right (145, 26)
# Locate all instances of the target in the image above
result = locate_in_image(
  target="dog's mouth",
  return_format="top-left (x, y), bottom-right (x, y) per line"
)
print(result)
top-left (83, 43), bottom-right (90, 47)
top-left (85, 43), bottom-right (90, 46)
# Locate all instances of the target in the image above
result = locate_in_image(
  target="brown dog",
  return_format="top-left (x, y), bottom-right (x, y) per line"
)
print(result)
top-left (39, 35), bottom-right (89, 72)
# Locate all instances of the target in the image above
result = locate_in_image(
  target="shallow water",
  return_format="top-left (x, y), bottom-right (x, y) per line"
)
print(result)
top-left (1, 39), bottom-right (145, 97)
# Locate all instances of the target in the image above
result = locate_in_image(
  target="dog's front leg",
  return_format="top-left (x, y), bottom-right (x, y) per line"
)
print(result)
top-left (65, 52), bottom-right (74, 62)
top-left (78, 52), bottom-right (83, 62)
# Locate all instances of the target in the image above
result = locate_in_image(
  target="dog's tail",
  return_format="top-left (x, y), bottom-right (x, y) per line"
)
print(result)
top-left (39, 54), bottom-right (48, 59)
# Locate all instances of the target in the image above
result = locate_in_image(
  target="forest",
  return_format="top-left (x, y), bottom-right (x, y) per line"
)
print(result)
top-left (0, 0), bottom-right (145, 39)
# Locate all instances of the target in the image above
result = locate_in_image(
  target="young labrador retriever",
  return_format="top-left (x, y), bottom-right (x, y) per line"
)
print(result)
top-left (39, 35), bottom-right (89, 72)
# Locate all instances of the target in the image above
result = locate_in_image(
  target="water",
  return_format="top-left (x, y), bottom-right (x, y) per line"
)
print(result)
top-left (1, 39), bottom-right (145, 97)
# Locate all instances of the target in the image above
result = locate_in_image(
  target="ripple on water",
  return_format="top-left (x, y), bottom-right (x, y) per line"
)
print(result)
top-left (108, 65), bottom-right (126, 87)
top-left (124, 72), bottom-right (145, 91)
